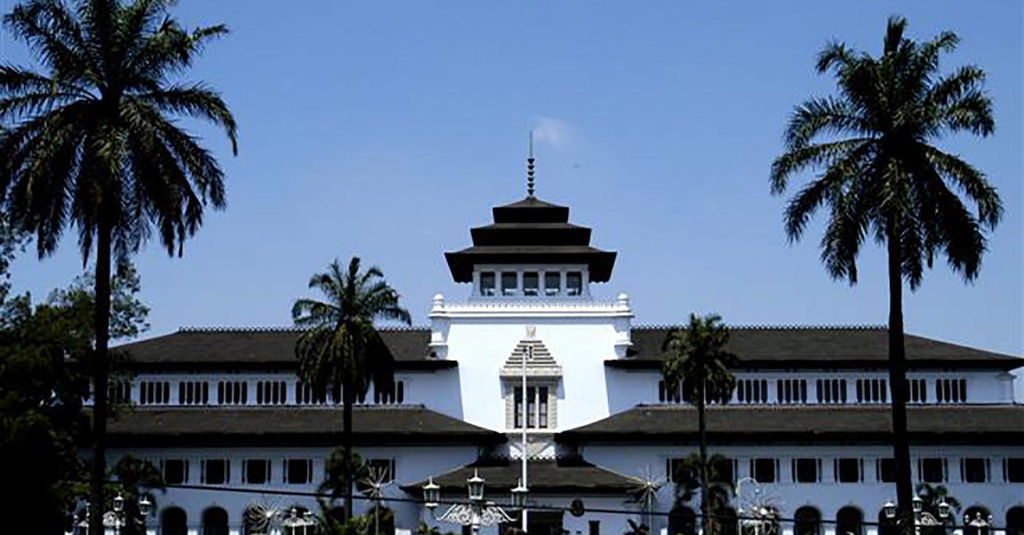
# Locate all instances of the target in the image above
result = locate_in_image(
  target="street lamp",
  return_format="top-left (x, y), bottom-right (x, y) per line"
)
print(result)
top-left (964, 512), bottom-right (994, 535)
top-left (282, 507), bottom-right (317, 535)
top-left (883, 497), bottom-right (950, 535)
top-left (77, 494), bottom-right (153, 535)
top-left (422, 470), bottom-right (529, 535)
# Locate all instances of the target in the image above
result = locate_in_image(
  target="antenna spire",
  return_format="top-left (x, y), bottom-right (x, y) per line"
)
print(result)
top-left (527, 131), bottom-right (536, 197)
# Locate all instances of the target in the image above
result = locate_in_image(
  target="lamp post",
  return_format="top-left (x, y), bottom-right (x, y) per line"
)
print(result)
top-left (963, 512), bottom-right (993, 535)
top-left (883, 497), bottom-right (950, 535)
top-left (422, 471), bottom-right (529, 535)
top-left (77, 494), bottom-right (153, 535)
top-left (281, 508), bottom-right (317, 535)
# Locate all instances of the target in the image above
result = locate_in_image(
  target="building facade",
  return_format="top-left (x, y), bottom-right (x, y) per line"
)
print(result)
top-left (102, 188), bottom-right (1024, 535)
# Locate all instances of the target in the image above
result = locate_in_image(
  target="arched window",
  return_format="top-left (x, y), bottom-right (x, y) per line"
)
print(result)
top-left (161, 507), bottom-right (187, 535)
top-left (794, 507), bottom-right (821, 535)
top-left (669, 506), bottom-right (697, 535)
top-left (714, 507), bottom-right (738, 535)
top-left (836, 506), bottom-right (863, 535)
top-left (202, 507), bottom-right (229, 535)
top-left (1006, 507), bottom-right (1024, 535)
top-left (963, 507), bottom-right (992, 535)
top-left (878, 509), bottom-right (898, 535)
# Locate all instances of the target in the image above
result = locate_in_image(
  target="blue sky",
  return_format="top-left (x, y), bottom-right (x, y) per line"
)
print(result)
top-left (2, 2), bottom-right (1021, 367)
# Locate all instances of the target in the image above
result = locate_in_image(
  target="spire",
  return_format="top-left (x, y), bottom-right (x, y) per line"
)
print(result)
top-left (527, 131), bottom-right (536, 197)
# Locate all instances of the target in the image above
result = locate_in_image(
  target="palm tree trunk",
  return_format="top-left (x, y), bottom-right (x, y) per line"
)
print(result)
top-left (698, 380), bottom-right (710, 535)
top-left (886, 224), bottom-right (914, 534)
top-left (343, 386), bottom-right (355, 520)
top-left (89, 220), bottom-right (113, 535)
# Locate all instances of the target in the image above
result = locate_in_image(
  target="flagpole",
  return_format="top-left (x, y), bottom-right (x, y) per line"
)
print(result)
top-left (522, 329), bottom-right (531, 532)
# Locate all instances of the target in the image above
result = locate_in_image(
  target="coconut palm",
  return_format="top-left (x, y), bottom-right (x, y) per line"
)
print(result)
top-left (770, 16), bottom-right (1001, 527)
top-left (293, 257), bottom-right (411, 519)
top-left (0, 1), bottom-right (237, 532)
top-left (662, 313), bottom-right (737, 535)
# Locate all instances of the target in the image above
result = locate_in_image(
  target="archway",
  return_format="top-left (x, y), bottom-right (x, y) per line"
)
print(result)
top-left (714, 507), bottom-right (738, 535)
top-left (202, 507), bottom-right (229, 535)
top-left (669, 506), bottom-right (697, 535)
top-left (1005, 507), bottom-right (1024, 535)
top-left (836, 506), bottom-right (863, 535)
top-left (161, 508), bottom-right (187, 535)
top-left (963, 507), bottom-right (992, 535)
top-left (795, 507), bottom-right (821, 535)
top-left (877, 509), bottom-right (897, 535)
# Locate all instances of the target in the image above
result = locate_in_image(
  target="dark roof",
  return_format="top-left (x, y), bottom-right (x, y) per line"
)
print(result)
top-left (115, 327), bottom-right (456, 370)
top-left (402, 459), bottom-right (640, 495)
top-left (104, 405), bottom-right (504, 447)
top-left (556, 404), bottom-right (1024, 444)
top-left (607, 326), bottom-right (1023, 370)
top-left (446, 196), bottom-right (617, 283)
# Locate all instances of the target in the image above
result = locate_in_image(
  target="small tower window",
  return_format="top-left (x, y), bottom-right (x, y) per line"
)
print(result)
top-left (480, 272), bottom-right (496, 296)
top-left (501, 272), bottom-right (518, 296)
top-left (523, 272), bottom-right (539, 296)
top-left (544, 272), bottom-right (561, 296)
top-left (566, 271), bottom-right (583, 296)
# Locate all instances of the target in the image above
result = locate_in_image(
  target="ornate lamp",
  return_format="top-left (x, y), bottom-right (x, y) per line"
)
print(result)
top-left (913, 496), bottom-right (924, 515)
top-left (467, 470), bottom-right (485, 503)
top-left (884, 501), bottom-right (897, 520)
top-left (937, 500), bottom-right (950, 520)
top-left (423, 477), bottom-right (441, 510)
top-left (112, 494), bottom-right (124, 514)
top-left (511, 480), bottom-right (528, 509)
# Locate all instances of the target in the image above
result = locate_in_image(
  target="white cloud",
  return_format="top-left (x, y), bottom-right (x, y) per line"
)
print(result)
top-left (532, 116), bottom-right (573, 148)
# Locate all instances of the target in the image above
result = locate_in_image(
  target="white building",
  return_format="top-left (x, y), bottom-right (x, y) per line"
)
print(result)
top-left (105, 180), bottom-right (1024, 535)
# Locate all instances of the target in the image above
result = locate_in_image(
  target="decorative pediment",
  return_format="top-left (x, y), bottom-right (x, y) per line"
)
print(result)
top-left (500, 338), bottom-right (562, 378)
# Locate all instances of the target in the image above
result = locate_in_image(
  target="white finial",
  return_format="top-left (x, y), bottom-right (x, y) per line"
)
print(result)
top-left (431, 294), bottom-right (445, 312)
top-left (525, 325), bottom-right (537, 339)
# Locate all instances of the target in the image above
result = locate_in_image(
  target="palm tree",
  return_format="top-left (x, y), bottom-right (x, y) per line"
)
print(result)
top-left (293, 257), bottom-right (411, 519)
top-left (0, 2), bottom-right (237, 533)
top-left (662, 313), bottom-right (737, 535)
top-left (111, 455), bottom-right (165, 535)
top-left (770, 16), bottom-right (1002, 528)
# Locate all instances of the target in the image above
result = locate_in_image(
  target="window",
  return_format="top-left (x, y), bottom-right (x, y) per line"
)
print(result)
top-left (513, 385), bottom-right (551, 429)
top-left (544, 272), bottom-right (561, 296)
top-left (962, 458), bottom-right (988, 483)
top-left (906, 379), bottom-right (928, 403)
top-left (285, 459), bottom-right (313, 484)
top-left (877, 458), bottom-right (896, 483)
top-left (523, 272), bottom-right (539, 296)
top-left (179, 380), bottom-right (209, 405)
top-left (667, 458), bottom-right (696, 484)
top-left (256, 381), bottom-right (287, 405)
top-left (357, 459), bottom-right (396, 492)
top-left (217, 380), bottom-right (248, 404)
top-left (501, 272), bottom-right (518, 296)
top-left (793, 458), bottom-right (819, 483)
top-left (737, 379), bottom-right (769, 404)
top-left (712, 457), bottom-right (735, 485)
top-left (480, 272), bottom-right (496, 296)
top-left (856, 378), bottom-right (888, 403)
top-left (109, 381), bottom-right (132, 404)
top-left (202, 459), bottom-right (229, 485)
top-left (163, 459), bottom-right (188, 485)
top-left (566, 272), bottom-right (583, 296)
top-left (776, 379), bottom-right (807, 404)
top-left (836, 458), bottom-right (861, 483)
top-left (751, 458), bottom-right (777, 483)
top-left (935, 378), bottom-right (967, 403)
top-left (244, 459), bottom-right (270, 484)
top-left (919, 458), bottom-right (946, 483)
top-left (816, 378), bottom-right (847, 404)
top-left (138, 381), bottom-right (170, 405)
top-left (374, 381), bottom-right (405, 404)
top-left (1005, 458), bottom-right (1024, 483)
top-left (589, 521), bottom-right (601, 535)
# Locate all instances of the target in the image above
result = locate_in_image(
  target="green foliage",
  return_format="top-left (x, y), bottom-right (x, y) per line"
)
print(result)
top-left (415, 521), bottom-right (442, 535)
top-left (661, 313), bottom-right (738, 405)
top-left (293, 256), bottom-right (410, 518)
top-left (47, 262), bottom-right (151, 342)
top-left (0, 211), bottom-right (27, 304)
top-left (671, 453), bottom-right (735, 510)
top-left (107, 455), bottom-right (166, 535)
top-left (770, 15), bottom-right (1002, 289)
top-left (915, 482), bottom-right (960, 535)
top-left (319, 448), bottom-right (369, 502)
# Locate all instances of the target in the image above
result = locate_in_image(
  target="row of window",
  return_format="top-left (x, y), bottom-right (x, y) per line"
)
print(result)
top-left (669, 456), bottom-right (1024, 484)
top-left (512, 386), bottom-right (551, 429)
top-left (161, 457), bottom-right (396, 486)
top-left (658, 377), bottom-right (970, 405)
top-left (109, 379), bottom-right (407, 406)
top-left (479, 270), bottom-right (584, 297)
